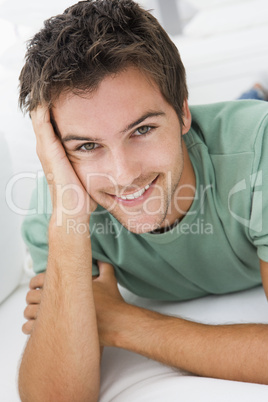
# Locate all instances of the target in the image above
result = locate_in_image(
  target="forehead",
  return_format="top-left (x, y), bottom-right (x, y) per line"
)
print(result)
top-left (52, 67), bottom-right (170, 135)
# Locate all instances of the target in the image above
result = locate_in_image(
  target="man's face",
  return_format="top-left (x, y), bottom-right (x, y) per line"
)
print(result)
top-left (52, 67), bottom-right (192, 233)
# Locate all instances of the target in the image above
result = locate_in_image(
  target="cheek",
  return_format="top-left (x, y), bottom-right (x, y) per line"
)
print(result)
top-left (76, 165), bottom-right (117, 197)
top-left (70, 162), bottom-right (103, 192)
top-left (151, 136), bottom-right (181, 169)
top-left (71, 157), bottom-right (107, 177)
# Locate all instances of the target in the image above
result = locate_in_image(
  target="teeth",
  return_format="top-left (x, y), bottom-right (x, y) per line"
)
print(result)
top-left (119, 183), bottom-right (151, 200)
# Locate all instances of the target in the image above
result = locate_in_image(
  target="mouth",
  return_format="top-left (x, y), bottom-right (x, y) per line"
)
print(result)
top-left (112, 176), bottom-right (159, 205)
top-left (118, 183), bottom-right (151, 200)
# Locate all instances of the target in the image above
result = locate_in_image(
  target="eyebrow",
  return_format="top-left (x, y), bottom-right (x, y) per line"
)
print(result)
top-left (61, 110), bottom-right (165, 143)
top-left (120, 111), bottom-right (165, 134)
top-left (62, 135), bottom-right (103, 143)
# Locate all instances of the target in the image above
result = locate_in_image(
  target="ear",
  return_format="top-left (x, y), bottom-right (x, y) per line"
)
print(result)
top-left (181, 100), bottom-right (192, 135)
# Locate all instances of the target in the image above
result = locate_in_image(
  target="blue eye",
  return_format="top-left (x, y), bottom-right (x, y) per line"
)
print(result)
top-left (136, 126), bottom-right (151, 136)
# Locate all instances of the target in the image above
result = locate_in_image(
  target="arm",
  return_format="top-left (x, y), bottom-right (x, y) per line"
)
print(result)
top-left (95, 261), bottom-right (268, 385)
top-left (18, 107), bottom-right (100, 402)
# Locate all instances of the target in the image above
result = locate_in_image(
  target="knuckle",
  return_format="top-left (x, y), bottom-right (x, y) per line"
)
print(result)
top-left (26, 289), bottom-right (42, 304)
top-left (23, 307), bottom-right (29, 319)
top-left (22, 320), bottom-right (33, 335)
top-left (25, 290), bottom-right (32, 304)
top-left (24, 305), bottom-right (32, 319)
top-left (22, 323), bottom-right (27, 335)
top-left (29, 276), bottom-right (35, 288)
top-left (30, 272), bottom-right (45, 290)
top-left (24, 304), bottom-right (38, 319)
top-left (22, 322), bottom-right (29, 334)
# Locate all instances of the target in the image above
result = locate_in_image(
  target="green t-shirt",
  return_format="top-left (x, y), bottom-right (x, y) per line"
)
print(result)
top-left (22, 100), bottom-right (268, 301)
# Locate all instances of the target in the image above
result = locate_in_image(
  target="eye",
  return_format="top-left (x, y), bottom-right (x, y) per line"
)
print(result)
top-left (79, 142), bottom-right (99, 152)
top-left (135, 126), bottom-right (151, 136)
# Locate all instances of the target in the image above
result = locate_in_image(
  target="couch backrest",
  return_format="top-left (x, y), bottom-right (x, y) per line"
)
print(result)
top-left (0, 133), bottom-right (23, 304)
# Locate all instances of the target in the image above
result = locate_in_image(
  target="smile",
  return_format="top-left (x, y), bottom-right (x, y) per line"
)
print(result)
top-left (118, 183), bottom-right (151, 201)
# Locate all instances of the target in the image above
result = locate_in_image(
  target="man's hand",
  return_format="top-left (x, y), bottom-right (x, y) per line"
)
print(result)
top-left (31, 106), bottom-right (97, 221)
top-left (93, 262), bottom-right (126, 346)
top-left (23, 273), bottom-right (45, 335)
top-left (22, 262), bottom-right (125, 340)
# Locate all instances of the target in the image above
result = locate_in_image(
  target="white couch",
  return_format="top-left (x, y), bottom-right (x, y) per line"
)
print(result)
top-left (1, 0), bottom-right (268, 400)
top-left (2, 273), bottom-right (268, 401)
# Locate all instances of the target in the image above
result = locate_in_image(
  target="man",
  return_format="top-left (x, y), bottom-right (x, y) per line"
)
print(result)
top-left (18, 0), bottom-right (268, 400)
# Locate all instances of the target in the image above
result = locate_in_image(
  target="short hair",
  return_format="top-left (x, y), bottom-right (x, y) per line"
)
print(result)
top-left (19, 0), bottom-right (188, 125)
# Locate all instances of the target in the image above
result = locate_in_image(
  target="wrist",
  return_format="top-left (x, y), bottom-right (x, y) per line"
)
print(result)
top-left (109, 303), bottom-right (162, 350)
top-left (48, 214), bottom-right (92, 249)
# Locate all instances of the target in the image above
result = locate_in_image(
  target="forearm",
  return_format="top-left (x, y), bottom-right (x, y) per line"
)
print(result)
top-left (19, 218), bottom-right (100, 402)
top-left (110, 304), bottom-right (268, 384)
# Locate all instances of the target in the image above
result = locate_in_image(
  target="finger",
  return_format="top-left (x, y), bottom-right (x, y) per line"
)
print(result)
top-left (22, 320), bottom-right (35, 336)
top-left (31, 106), bottom-right (66, 174)
top-left (97, 261), bottom-right (116, 280)
top-left (32, 106), bottom-right (57, 150)
top-left (24, 304), bottom-right (39, 320)
top-left (26, 289), bottom-right (42, 305)
top-left (31, 106), bottom-right (57, 144)
top-left (30, 272), bottom-right (45, 290)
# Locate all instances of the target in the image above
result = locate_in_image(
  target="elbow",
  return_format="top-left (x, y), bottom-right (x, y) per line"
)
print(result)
top-left (18, 341), bottom-right (101, 402)
top-left (19, 384), bottom-right (99, 402)
top-left (18, 367), bottom-right (100, 402)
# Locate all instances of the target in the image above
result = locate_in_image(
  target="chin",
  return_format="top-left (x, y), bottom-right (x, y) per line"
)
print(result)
top-left (95, 193), bottom-right (169, 234)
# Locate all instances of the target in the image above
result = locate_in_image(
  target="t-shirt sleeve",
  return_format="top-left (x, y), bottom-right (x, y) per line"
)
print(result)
top-left (21, 176), bottom-right (51, 274)
top-left (249, 115), bottom-right (268, 262)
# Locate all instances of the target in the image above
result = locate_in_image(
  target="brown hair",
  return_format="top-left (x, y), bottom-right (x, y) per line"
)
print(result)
top-left (19, 0), bottom-right (188, 125)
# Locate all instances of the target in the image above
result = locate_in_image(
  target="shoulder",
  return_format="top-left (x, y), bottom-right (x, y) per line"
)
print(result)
top-left (188, 100), bottom-right (268, 155)
top-left (190, 100), bottom-right (268, 127)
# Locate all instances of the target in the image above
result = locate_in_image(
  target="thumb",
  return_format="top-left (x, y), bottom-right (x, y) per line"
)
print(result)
top-left (97, 261), bottom-right (116, 281)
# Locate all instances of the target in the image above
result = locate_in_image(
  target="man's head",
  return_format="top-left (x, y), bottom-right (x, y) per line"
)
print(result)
top-left (19, 0), bottom-right (188, 126)
top-left (19, 0), bottom-right (194, 233)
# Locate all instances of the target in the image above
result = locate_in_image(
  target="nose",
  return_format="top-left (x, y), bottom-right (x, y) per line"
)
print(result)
top-left (111, 148), bottom-right (141, 187)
